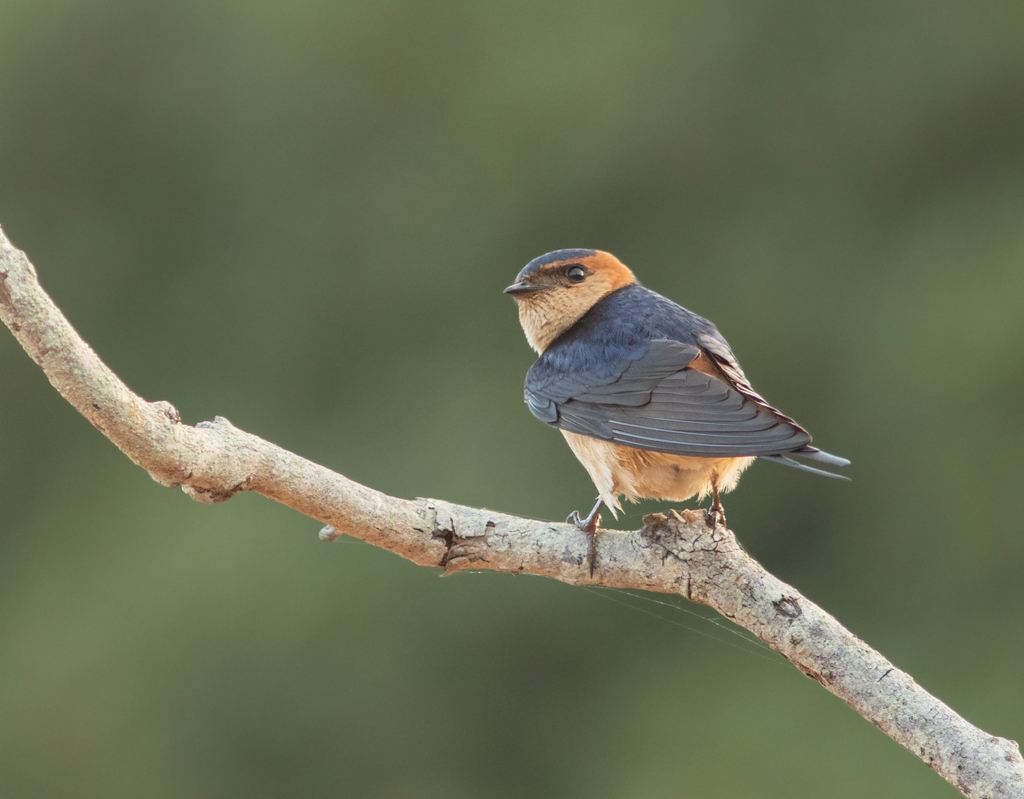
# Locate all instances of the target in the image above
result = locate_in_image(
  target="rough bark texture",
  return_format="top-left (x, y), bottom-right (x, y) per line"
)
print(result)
top-left (1, 224), bottom-right (1021, 798)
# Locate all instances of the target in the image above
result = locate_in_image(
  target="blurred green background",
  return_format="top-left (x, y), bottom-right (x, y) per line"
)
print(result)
top-left (2, 1), bottom-right (1023, 796)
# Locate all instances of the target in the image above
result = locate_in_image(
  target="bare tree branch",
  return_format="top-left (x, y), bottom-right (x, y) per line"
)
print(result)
top-left (1, 225), bottom-right (1021, 798)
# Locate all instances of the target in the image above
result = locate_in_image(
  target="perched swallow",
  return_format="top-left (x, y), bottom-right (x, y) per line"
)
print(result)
top-left (506, 249), bottom-right (848, 569)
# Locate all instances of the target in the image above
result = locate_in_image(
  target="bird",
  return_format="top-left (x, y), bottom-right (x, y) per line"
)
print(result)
top-left (505, 249), bottom-right (848, 571)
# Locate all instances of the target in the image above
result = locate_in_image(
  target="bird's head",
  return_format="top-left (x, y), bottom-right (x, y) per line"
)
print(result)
top-left (505, 249), bottom-right (636, 353)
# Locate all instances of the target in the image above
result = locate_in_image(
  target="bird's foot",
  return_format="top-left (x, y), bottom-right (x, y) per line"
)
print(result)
top-left (566, 509), bottom-right (601, 534)
top-left (705, 504), bottom-right (725, 532)
top-left (568, 499), bottom-right (603, 577)
top-left (705, 485), bottom-right (725, 533)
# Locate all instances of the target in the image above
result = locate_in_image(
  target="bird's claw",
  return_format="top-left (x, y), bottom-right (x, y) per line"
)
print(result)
top-left (705, 483), bottom-right (726, 532)
top-left (568, 510), bottom-right (601, 533)
top-left (705, 504), bottom-right (725, 532)
top-left (568, 501), bottom-right (602, 577)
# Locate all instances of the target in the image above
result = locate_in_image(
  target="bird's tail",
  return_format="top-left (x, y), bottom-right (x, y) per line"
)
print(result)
top-left (759, 446), bottom-right (850, 480)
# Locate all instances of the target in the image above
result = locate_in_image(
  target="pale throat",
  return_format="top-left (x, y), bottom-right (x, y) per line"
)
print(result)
top-left (517, 285), bottom-right (609, 353)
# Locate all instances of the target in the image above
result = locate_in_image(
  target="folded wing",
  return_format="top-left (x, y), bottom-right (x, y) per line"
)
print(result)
top-left (526, 338), bottom-right (848, 474)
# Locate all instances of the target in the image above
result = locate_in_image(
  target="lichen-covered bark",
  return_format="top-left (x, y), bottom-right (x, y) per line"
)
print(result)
top-left (1, 224), bottom-right (1021, 798)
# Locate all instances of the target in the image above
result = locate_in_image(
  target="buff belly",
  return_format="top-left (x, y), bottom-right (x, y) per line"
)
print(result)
top-left (561, 430), bottom-right (754, 517)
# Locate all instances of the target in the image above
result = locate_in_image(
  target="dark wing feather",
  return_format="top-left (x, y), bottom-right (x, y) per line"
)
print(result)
top-left (527, 338), bottom-right (816, 459)
top-left (759, 454), bottom-right (849, 479)
top-left (695, 332), bottom-right (850, 471)
top-left (696, 333), bottom-right (782, 416)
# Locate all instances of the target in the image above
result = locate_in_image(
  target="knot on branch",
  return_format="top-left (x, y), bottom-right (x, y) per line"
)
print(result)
top-left (410, 499), bottom-right (500, 574)
top-left (0, 268), bottom-right (11, 309)
top-left (181, 484), bottom-right (242, 504)
top-left (635, 510), bottom-right (746, 602)
top-left (0, 232), bottom-right (34, 312)
top-left (149, 416), bottom-right (256, 503)
top-left (148, 400), bottom-right (181, 425)
top-left (773, 595), bottom-right (803, 619)
top-left (640, 509), bottom-right (740, 556)
top-left (319, 525), bottom-right (342, 541)
top-left (175, 416), bottom-right (253, 503)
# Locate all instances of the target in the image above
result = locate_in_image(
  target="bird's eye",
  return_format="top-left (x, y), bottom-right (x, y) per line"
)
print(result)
top-left (566, 265), bottom-right (587, 283)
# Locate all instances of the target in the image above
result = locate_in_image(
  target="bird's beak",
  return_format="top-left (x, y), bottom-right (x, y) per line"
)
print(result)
top-left (504, 282), bottom-right (543, 296)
